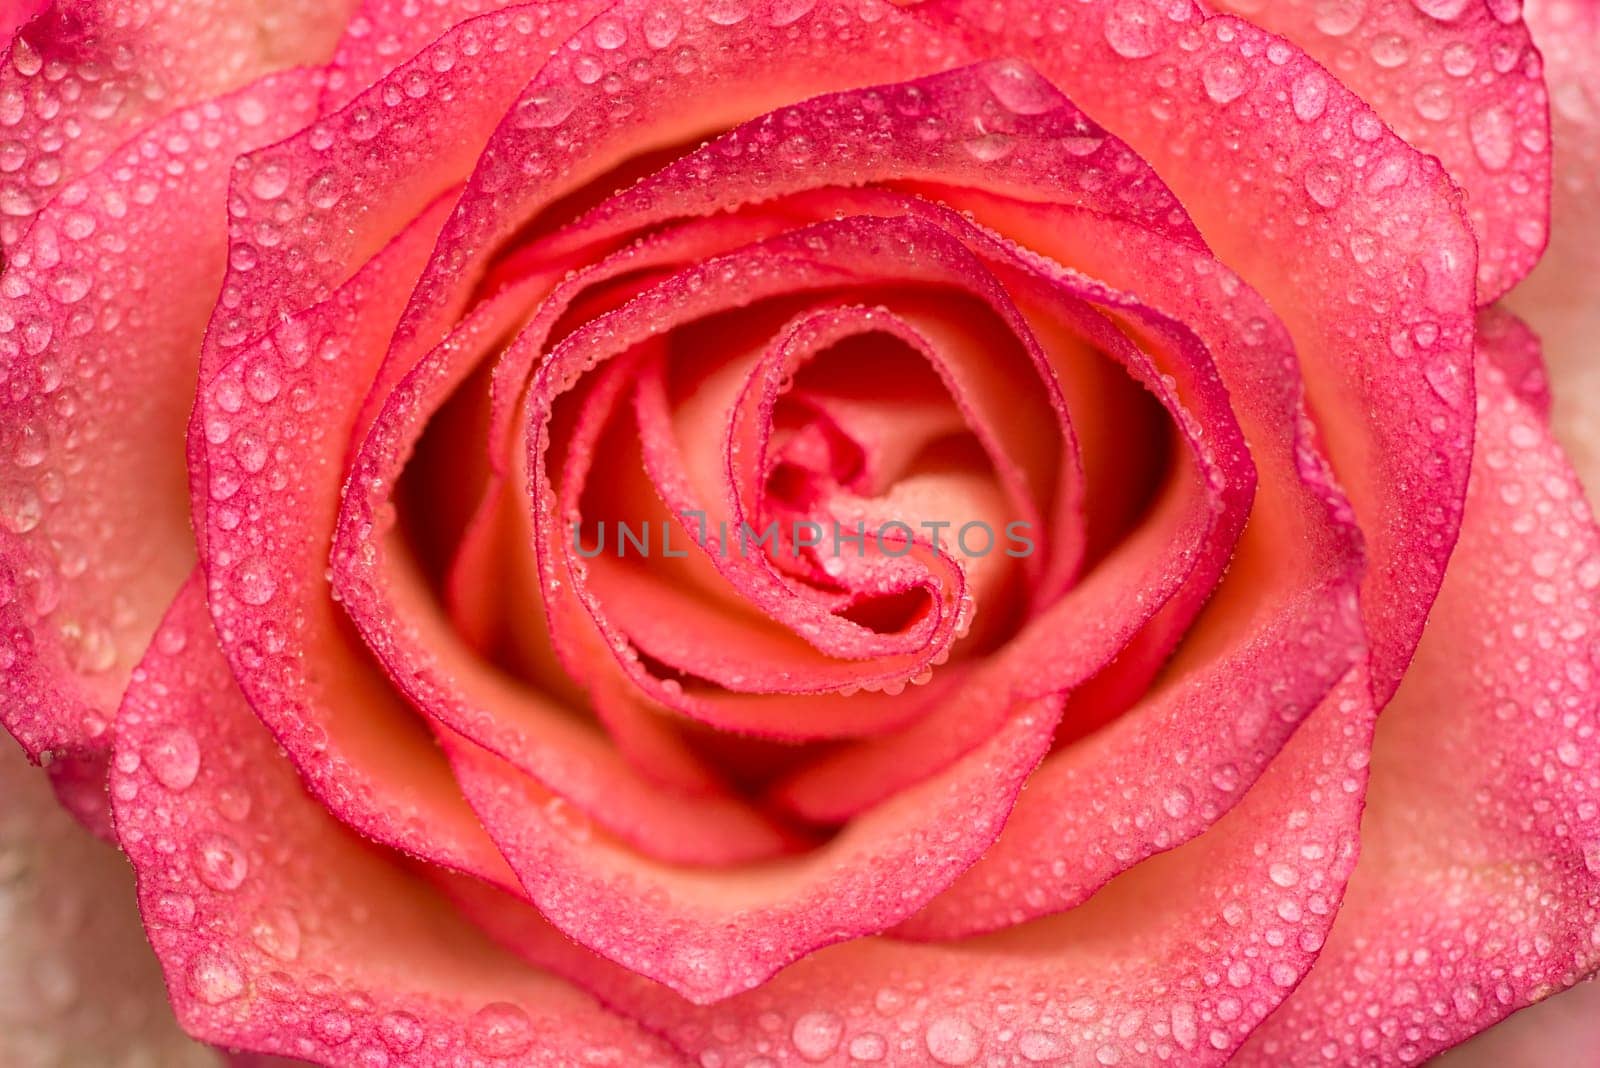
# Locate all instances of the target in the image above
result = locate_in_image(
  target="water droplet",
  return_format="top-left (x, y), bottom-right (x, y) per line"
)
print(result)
top-left (144, 725), bottom-right (200, 790)
top-left (641, 8), bottom-right (682, 48)
top-left (1425, 357), bottom-right (1468, 408)
top-left (1312, 0), bottom-right (1365, 36)
top-left (792, 1011), bottom-right (843, 1061)
top-left (592, 17), bottom-right (627, 49)
top-left (379, 1011), bottom-right (425, 1052)
top-left (962, 132), bottom-right (1016, 162)
top-left (925, 1016), bottom-right (980, 1065)
top-left (1201, 54), bottom-right (1250, 104)
top-left (985, 61), bottom-right (1059, 115)
top-left (1469, 106), bottom-right (1515, 171)
top-left (1292, 74), bottom-right (1329, 122)
top-left (186, 948), bottom-right (245, 1004)
top-left (848, 1033), bottom-right (887, 1061)
top-left (251, 906), bottom-right (302, 961)
top-left (515, 88), bottom-right (575, 129)
top-left (249, 163), bottom-right (289, 200)
top-left (1162, 786), bottom-right (1193, 818)
top-left (469, 1002), bottom-right (534, 1057)
top-left (706, 0), bottom-right (751, 24)
top-left (1019, 1030), bottom-right (1067, 1061)
top-left (50, 267), bottom-right (90, 304)
top-left (193, 832), bottom-right (248, 891)
top-left (1303, 161), bottom-right (1347, 208)
top-left (1103, 0), bottom-right (1164, 59)
top-left (232, 559), bottom-right (277, 606)
top-left (0, 481), bottom-right (43, 534)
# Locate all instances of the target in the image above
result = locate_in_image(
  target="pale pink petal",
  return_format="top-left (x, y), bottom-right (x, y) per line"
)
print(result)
top-left (500, 65), bottom-right (1360, 867)
top-left (333, 221), bottom-right (807, 863)
top-left (1236, 326), bottom-right (1600, 1064)
top-left (0, 0), bottom-right (355, 246)
top-left (0, 739), bottom-right (218, 1068)
top-left (1507, 0), bottom-right (1600, 500)
top-left (1431, 979), bottom-right (1600, 1067)
top-left (439, 693), bottom-right (1060, 1003)
top-left (0, 72), bottom-right (321, 766)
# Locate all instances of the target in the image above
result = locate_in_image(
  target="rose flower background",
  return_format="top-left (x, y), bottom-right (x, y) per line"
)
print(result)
top-left (2, 0), bottom-right (1599, 1064)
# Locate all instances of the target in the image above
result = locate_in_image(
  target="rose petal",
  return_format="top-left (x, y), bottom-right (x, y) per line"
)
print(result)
top-left (0, 72), bottom-right (322, 766)
top-left (1209, 0), bottom-right (1551, 301)
top-left (457, 666), bottom-right (1376, 1067)
top-left (211, 3), bottom-right (602, 368)
top-left (110, 576), bottom-right (681, 1067)
top-left (1507, 0), bottom-right (1600, 500)
top-left (1236, 326), bottom-right (1600, 1063)
top-left (389, 0), bottom-right (966, 366)
top-left (0, 0), bottom-right (354, 246)
top-left (195, 190), bottom-right (518, 885)
top-left (921, 0), bottom-right (1479, 702)
top-left (1432, 979), bottom-right (1600, 1066)
top-left (0, 739), bottom-right (218, 1068)
top-left (439, 690), bottom-right (1060, 1003)
top-left (334, 216), bottom-right (811, 861)
top-left (495, 65), bottom-right (1359, 853)
top-left (323, 0), bottom-right (612, 112)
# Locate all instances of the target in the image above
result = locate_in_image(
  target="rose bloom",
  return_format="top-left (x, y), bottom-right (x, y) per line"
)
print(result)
top-left (2, 0), bottom-right (1599, 1064)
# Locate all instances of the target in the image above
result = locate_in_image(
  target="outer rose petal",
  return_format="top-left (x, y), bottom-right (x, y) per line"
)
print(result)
top-left (389, 0), bottom-right (965, 363)
top-left (921, 0), bottom-right (1479, 701)
top-left (0, 740), bottom-right (219, 1068)
top-left (0, 0), bottom-right (356, 246)
top-left (110, 577), bottom-right (682, 1067)
top-left (212, 2), bottom-right (605, 369)
top-left (1507, 0), bottom-right (1600, 500)
top-left (1209, 0), bottom-right (1551, 301)
top-left (196, 191), bottom-right (518, 886)
top-left (455, 667), bottom-right (1377, 1067)
top-left (0, 72), bottom-right (321, 764)
top-left (1236, 331), bottom-right (1600, 1064)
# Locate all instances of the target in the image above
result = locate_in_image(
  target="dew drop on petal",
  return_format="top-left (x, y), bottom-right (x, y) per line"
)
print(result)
top-left (469, 1002), bottom-right (534, 1057)
top-left (925, 1016), bottom-right (981, 1065)
top-left (232, 559), bottom-right (277, 605)
top-left (144, 725), bottom-right (200, 791)
top-left (1201, 54), bottom-right (1251, 104)
top-left (1103, 0), bottom-right (1163, 59)
top-left (186, 948), bottom-right (245, 1004)
top-left (791, 1011), bottom-right (843, 1061)
top-left (1468, 106), bottom-right (1515, 171)
top-left (1292, 73), bottom-right (1329, 122)
top-left (192, 832), bottom-right (248, 891)
top-left (985, 61), bottom-right (1059, 115)
top-left (379, 1011), bottom-right (425, 1053)
top-left (1411, 0), bottom-right (1470, 18)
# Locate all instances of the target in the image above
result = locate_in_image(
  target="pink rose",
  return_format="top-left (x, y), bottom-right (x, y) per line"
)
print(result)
top-left (2, 0), bottom-right (1598, 1064)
